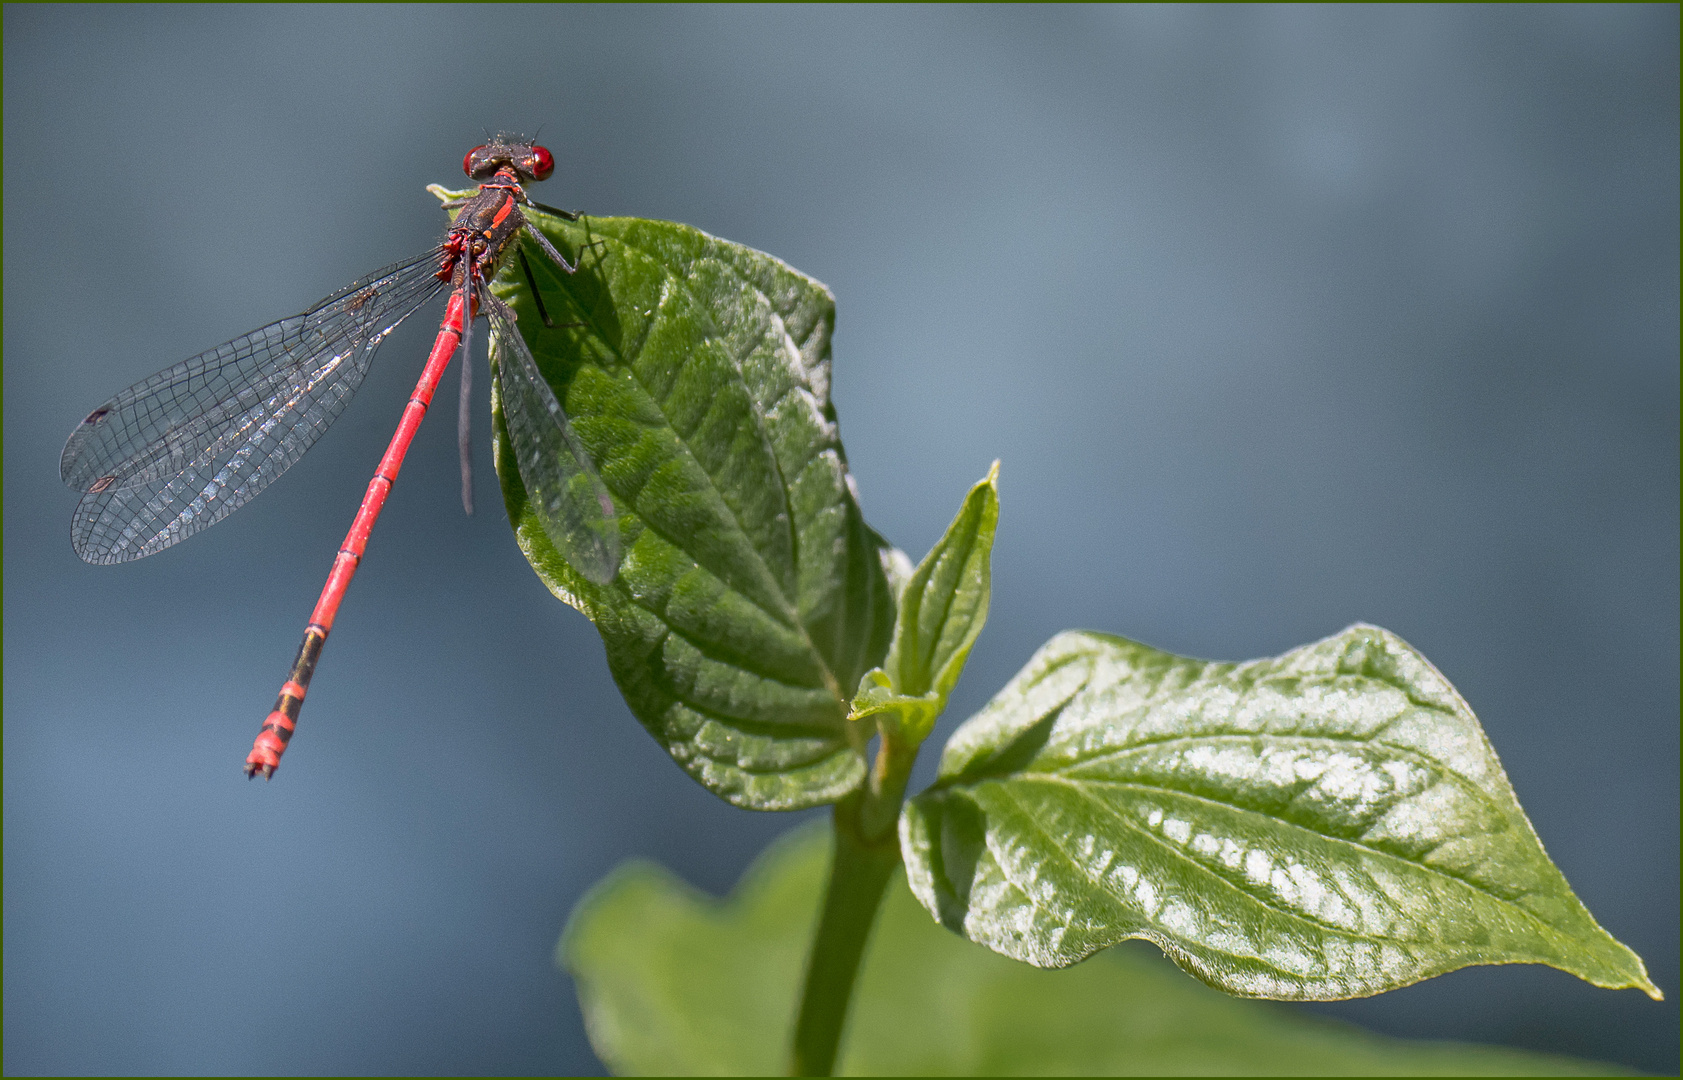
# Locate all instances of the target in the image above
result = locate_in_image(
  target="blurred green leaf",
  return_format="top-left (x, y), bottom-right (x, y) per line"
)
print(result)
top-left (483, 209), bottom-right (894, 810)
top-left (561, 824), bottom-right (1633, 1075)
top-left (901, 625), bottom-right (1660, 1001)
top-left (850, 463), bottom-right (998, 750)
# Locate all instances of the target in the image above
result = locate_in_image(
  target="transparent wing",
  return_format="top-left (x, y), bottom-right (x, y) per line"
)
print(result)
top-left (61, 251), bottom-right (449, 564)
top-left (488, 296), bottom-right (621, 585)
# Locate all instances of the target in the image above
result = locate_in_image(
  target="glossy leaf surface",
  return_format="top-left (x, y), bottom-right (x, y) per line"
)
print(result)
top-left (901, 625), bottom-right (1660, 1000)
top-left (561, 825), bottom-right (1631, 1075)
top-left (478, 206), bottom-right (894, 810)
top-left (850, 462), bottom-right (998, 749)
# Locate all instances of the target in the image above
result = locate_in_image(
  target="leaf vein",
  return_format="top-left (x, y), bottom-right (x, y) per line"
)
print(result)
top-left (1042, 732), bottom-right (1514, 857)
top-left (994, 778), bottom-right (1408, 949)
top-left (1025, 775), bottom-right (1566, 944)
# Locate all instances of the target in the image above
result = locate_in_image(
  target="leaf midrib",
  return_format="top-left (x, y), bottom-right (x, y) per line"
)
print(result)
top-left (995, 773), bottom-right (1574, 953)
top-left (990, 778), bottom-right (1421, 949)
top-left (969, 777), bottom-right (1582, 992)
top-left (1039, 729), bottom-right (1507, 846)
top-left (971, 781), bottom-right (1425, 988)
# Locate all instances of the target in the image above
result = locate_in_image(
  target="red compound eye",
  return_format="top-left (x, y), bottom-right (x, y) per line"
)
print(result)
top-left (462, 145), bottom-right (487, 177)
top-left (528, 144), bottom-right (555, 181)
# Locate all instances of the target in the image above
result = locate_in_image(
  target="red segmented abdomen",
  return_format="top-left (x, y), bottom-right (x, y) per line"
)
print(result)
top-left (244, 290), bottom-right (473, 780)
top-left (245, 628), bottom-right (325, 779)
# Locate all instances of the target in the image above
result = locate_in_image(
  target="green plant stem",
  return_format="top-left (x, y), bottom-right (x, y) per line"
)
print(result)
top-left (860, 732), bottom-right (918, 841)
top-left (789, 742), bottom-right (911, 1076)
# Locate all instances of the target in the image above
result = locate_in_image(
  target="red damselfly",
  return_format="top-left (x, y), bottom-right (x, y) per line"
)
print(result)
top-left (61, 136), bottom-right (621, 779)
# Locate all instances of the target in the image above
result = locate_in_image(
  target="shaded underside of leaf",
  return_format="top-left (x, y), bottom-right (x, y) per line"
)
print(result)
top-left (488, 214), bottom-right (893, 810)
top-left (902, 625), bottom-right (1659, 1001)
top-left (559, 824), bottom-right (1632, 1076)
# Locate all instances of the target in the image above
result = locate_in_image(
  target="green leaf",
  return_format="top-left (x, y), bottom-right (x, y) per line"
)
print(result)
top-left (850, 463), bottom-right (998, 749)
top-left (482, 209), bottom-right (895, 811)
top-left (901, 625), bottom-right (1660, 1001)
top-left (560, 824), bottom-right (1635, 1075)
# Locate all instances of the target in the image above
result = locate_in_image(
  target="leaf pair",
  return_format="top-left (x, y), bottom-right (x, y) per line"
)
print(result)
top-left (496, 211), bottom-right (1658, 1007)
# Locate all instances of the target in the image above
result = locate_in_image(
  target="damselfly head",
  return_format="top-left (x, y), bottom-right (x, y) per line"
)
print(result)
top-left (463, 139), bottom-right (555, 183)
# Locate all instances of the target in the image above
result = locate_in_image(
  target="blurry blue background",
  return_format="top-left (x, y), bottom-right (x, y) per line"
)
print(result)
top-left (4, 5), bottom-right (1676, 1074)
